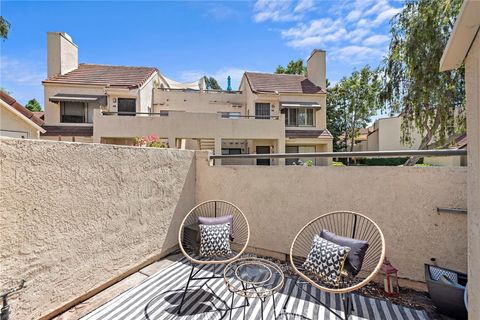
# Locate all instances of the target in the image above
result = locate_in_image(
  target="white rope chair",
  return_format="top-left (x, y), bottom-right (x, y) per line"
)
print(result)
top-left (283, 211), bottom-right (386, 320)
top-left (177, 200), bottom-right (250, 314)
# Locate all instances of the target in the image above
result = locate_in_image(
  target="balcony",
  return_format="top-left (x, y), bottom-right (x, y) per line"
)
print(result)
top-left (0, 138), bottom-right (470, 320)
top-left (93, 110), bottom-right (285, 142)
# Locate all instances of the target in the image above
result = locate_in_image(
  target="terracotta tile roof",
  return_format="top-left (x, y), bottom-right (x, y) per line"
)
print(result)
top-left (339, 127), bottom-right (373, 141)
top-left (454, 133), bottom-right (467, 149)
top-left (41, 125), bottom-right (93, 137)
top-left (33, 112), bottom-right (45, 120)
top-left (43, 64), bottom-right (158, 89)
top-left (244, 72), bottom-right (325, 94)
top-left (286, 129), bottom-right (333, 139)
top-left (0, 91), bottom-right (44, 127)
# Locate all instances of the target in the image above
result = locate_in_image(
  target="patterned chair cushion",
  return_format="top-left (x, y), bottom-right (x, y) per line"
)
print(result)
top-left (199, 223), bottom-right (232, 257)
top-left (429, 265), bottom-right (458, 283)
top-left (320, 229), bottom-right (369, 276)
top-left (198, 215), bottom-right (234, 240)
top-left (303, 235), bottom-right (351, 285)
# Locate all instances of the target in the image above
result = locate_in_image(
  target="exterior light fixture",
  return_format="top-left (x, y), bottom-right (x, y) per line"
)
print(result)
top-left (381, 258), bottom-right (400, 296)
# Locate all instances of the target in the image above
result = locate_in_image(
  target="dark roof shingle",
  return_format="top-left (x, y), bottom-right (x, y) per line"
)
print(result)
top-left (245, 72), bottom-right (325, 94)
top-left (43, 64), bottom-right (158, 88)
top-left (286, 129), bottom-right (333, 139)
top-left (0, 91), bottom-right (44, 127)
top-left (41, 125), bottom-right (93, 137)
top-left (454, 133), bottom-right (467, 149)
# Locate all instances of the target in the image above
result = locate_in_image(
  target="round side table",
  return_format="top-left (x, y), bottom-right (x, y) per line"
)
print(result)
top-left (224, 257), bottom-right (284, 320)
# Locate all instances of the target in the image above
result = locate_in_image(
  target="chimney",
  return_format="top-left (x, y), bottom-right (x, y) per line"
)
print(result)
top-left (47, 32), bottom-right (78, 78)
top-left (306, 49), bottom-right (326, 90)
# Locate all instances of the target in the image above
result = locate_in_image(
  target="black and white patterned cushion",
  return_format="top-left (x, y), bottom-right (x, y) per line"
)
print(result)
top-left (199, 223), bottom-right (232, 257)
top-left (429, 265), bottom-right (458, 283)
top-left (303, 235), bottom-right (351, 285)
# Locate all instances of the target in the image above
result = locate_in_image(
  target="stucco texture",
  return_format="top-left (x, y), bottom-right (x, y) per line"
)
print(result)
top-left (0, 138), bottom-right (195, 319)
top-left (465, 29), bottom-right (480, 319)
top-left (195, 152), bottom-right (467, 282)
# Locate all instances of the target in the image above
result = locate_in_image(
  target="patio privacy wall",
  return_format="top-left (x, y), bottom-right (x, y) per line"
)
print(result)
top-left (0, 139), bottom-right (468, 319)
top-left (0, 138), bottom-right (196, 319)
top-left (195, 152), bottom-right (468, 283)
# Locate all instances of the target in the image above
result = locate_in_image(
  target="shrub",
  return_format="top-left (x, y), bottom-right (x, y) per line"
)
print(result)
top-left (134, 135), bottom-right (166, 148)
top-left (359, 157), bottom-right (425, 166)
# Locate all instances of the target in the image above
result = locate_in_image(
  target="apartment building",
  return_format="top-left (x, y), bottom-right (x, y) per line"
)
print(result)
top-left (353, 116), bottom-right (423, 152)
top-left (0, 91), bottom-right (45, 139)
top-left (352, 115), bottom-right (466, 166)
top-left (41, 32), bottom-right (332, 165)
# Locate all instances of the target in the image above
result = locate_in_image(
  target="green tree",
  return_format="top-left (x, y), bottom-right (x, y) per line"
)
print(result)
top-left (275, 59), bottom-right (306, 75)
top-left (383, 0), bottom-right (465, 165)
top-left (204, 76), bottom-right (222, 90)
top-left (25, 98), bottom-right (42, 112)
top-left (326, 80), bottom-right (346, 151)
top-left (0, 17), bottom-right (10, 40)
top-left (328, 66), bottom-right (383, 154)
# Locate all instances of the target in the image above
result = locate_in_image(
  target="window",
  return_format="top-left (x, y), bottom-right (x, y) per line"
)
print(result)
top-left (61, 102), bottom-right (93, 123)
top-left (118, 98), bottom-right (136, 116)
top-left (255, 103), bottom-right (270, 119)
top-left (286, 145), bottom-right (316, 165)
top-left (221, 112), bottom-right (241, 119)
top-left (285, 108), bottom-right (314, 127)
top-left (222, 148), bottom-right (242, 155)
top-left (286, 146), bottom-right (299, 165)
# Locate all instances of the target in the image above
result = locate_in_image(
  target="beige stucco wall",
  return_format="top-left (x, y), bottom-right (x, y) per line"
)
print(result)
top-left (306, 50), bottom-right (326, 89)
top-left (371, 116), bottom-right (423, 151)
top-left (0, 138), bottom-right (196, 319)
top-left (41, 135), bottom-right (94, 143)
top-left (196, 152), bottom-right (467, 282)
top-left (43, 84), bottom-right (105, 125)
top-left (465, 32), bottom-right (480, 319)
top-left (0, 105), bottom-right (40, 139)
top-left (240, 80), bottom-right (327, 130)
top-left (93, 109), bottom-right (285, 141)
top-left (47, 32), bottom-right (78, 78)
top-left (153, 89), bottom-right (246, 114)
top-left (424, 155), bottom-right (466, 167)
top-left (138, 74), bottom-right (159, 113)
top-left (43, 82), bottom-right (152, 125)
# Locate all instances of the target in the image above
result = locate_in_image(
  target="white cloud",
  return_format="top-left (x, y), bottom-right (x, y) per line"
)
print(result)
top-left (363, 34), bottom-right (390, 46)
top-left (281, 18), bottom-right (348, 48)
top-left (373, 7), bottom-right (401, 25)
top-left (346, 10), bottom-right (362, 22)
top-left (332, 46), bottom-right (384, 63)
top-left (0, 56), bottom-right (45, 104)
top-left (253, 0), bottom-right (301, 23)
top-left (294, 0), bottom-right (315, 13)
top-left (0, 56), bottom-right (45, 86)
top-left (205, 3), bottom-right (238, 21)
top-left (253, 0), bottom-right (403, 65)
top-left (348, 28), bottom-right (371, 43)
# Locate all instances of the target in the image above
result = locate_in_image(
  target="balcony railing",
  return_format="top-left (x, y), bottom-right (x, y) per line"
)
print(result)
top-left (101, 111), bottom-right (280, 120)
top-left (210, 149), bottom-right (467, 160)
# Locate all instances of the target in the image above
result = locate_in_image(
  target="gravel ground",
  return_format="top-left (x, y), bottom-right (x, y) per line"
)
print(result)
top-left (247, 253), bottom-right (451, 320)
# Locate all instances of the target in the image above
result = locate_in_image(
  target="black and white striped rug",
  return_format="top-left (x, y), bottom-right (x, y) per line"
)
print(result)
top-left (82, 258), bottom-right (428, 320)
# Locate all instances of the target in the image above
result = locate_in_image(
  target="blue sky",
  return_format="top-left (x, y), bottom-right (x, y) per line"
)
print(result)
top-left (1, 0), bottom-right (402, 106)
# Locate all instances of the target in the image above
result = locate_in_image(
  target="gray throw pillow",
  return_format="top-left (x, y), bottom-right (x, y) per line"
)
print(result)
top-left (199, 223), bottom-right (232, 257)
top-left (198, 215), bottom-right (234, 240)
top-left (320, 229), bottom-right (369, 276)
top-left (303, 235), bottom-right (351, 285)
